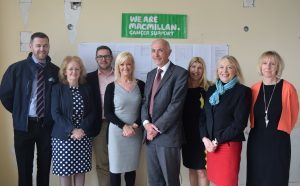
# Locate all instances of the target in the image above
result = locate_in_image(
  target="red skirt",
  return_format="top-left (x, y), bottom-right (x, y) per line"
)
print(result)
top-left (207, 141), bottom-right (242, 186)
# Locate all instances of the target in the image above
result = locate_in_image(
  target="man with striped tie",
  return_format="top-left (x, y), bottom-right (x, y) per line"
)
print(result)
top-left (0, 32), bottom-right (59, 186)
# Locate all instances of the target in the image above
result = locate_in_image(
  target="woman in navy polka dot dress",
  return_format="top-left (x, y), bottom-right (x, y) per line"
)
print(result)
top-left (51, 56), bottom-right (96, 186)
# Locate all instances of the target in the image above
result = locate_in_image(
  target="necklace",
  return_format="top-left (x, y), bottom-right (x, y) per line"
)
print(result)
top-left (262, 81), bottom-right (277, 127)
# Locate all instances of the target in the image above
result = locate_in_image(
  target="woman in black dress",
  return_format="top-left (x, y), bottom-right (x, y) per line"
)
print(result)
top-left (182, 57), bottom-right (211, 186)
top-left (247, 51), bottom-right (299, 186)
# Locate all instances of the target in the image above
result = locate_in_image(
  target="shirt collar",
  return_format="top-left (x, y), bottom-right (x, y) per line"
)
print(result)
top-left (158, 61), bottom-right (171, 72)
top-left (98, 68), bottom-right (114, 76)
top-left (31, 55), bottom-right (46, 64)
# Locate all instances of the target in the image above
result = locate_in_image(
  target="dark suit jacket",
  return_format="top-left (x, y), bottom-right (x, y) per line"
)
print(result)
top-left (200, 83), bottom-right (251, 144)
top-left (0, 53), bottom-right (59, 131)
top-left (86, 70), bottom-right (102, 137)
top-left (51, 83), bottom-right (96, 139)
top-left (141, 62), bottom-right (188, 147)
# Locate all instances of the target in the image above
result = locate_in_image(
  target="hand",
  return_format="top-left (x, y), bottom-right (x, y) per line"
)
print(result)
top-left (144, 123), bottom-right (158, 141)
top-left (132, 123), bottom-right (139, 129)
top-left (202, 137), bottom-right (217, 152)
top-left (122, 124), bottom-right (136, 137)
top-left (70, 128), bottom-right (86, 140)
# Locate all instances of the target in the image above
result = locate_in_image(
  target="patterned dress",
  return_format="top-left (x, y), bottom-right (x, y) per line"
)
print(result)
top-left (52, 87), bottom-right (92, 176)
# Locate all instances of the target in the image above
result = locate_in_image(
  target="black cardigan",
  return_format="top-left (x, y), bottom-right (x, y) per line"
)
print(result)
top-left (104, 79), bottom-right (145, 129)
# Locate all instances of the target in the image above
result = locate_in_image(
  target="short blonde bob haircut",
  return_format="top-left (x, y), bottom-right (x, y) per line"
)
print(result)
top-left (58, 56), bottom-right (87, 85)
top-left (216, 55), bottom-right (244, 83)
top-left (114, 51), bottom-right (136, 81)
top-left (188, 57), bottom-right (211, 91)
top-left (258, 51), bottom-right (285, 78)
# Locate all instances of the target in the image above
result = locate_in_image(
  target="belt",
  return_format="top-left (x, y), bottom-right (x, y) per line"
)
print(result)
top-left (28, 117), bottom-right (44, 123)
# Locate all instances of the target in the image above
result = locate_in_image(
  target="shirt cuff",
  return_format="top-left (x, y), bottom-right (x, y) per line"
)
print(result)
top-left (143, 120), bottom-right (150, 126)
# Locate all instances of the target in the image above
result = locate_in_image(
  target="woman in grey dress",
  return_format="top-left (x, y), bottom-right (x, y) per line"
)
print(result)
top-left (104, 51), bottom-right (144, 186)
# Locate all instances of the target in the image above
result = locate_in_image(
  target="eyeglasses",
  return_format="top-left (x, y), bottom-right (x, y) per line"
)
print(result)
top-left (96, 55), bottom-right (112, 60)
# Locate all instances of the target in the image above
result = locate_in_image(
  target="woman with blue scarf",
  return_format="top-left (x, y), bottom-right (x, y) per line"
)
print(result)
top-left (200, 55), bottom-right (251, 186)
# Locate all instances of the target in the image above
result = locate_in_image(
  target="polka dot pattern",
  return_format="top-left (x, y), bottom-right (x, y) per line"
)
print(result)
top-left (52, 87), bottom-right (92, 176)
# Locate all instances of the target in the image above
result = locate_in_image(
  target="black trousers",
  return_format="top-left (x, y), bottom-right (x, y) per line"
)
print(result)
top-left (14, 118), bottom-right (52, 186)
top-left (110, 171), bottom-right (136, 186)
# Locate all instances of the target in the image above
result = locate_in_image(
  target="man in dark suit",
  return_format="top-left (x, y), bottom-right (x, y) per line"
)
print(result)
top-left (86, 45), bottom-right (114, 186)
top-left (141, 39), bottom-right (188, 186)
top-left (0, 32), bottom-right (59, 186)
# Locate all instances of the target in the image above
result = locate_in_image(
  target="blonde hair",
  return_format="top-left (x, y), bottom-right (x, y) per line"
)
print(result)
top-left (188, 57), bottom-right (211, 91)
top-left (59, 56), bottom-right (87, 85)
top-left (114, 51), bottom-right (136, 81)
top-left (258, 51), bottom-right (285, 78)
top-left (216, 55), bottom-right (244, 83)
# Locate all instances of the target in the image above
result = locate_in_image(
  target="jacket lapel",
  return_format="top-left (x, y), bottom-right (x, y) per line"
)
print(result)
top-left (90, 71), bottom-right (100, 97)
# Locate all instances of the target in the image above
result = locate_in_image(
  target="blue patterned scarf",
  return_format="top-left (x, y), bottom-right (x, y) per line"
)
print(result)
top-left (209, 77), bottom-right (238, 106)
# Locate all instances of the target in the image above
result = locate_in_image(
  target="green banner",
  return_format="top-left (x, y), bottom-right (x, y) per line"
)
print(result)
top-left (122, 13), bottom-right (187, 39)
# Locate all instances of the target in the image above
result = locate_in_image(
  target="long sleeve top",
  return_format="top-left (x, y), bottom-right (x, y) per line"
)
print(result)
top-left (200, 83), bottom-right (252, 144)
top-left (104, 80), bottom-right (145, 129)
top-left (250, 80), bottom-right (299, 134)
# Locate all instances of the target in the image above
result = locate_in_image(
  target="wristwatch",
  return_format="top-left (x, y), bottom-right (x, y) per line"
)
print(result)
top-left (212, 138), bottom-right (218, 146)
